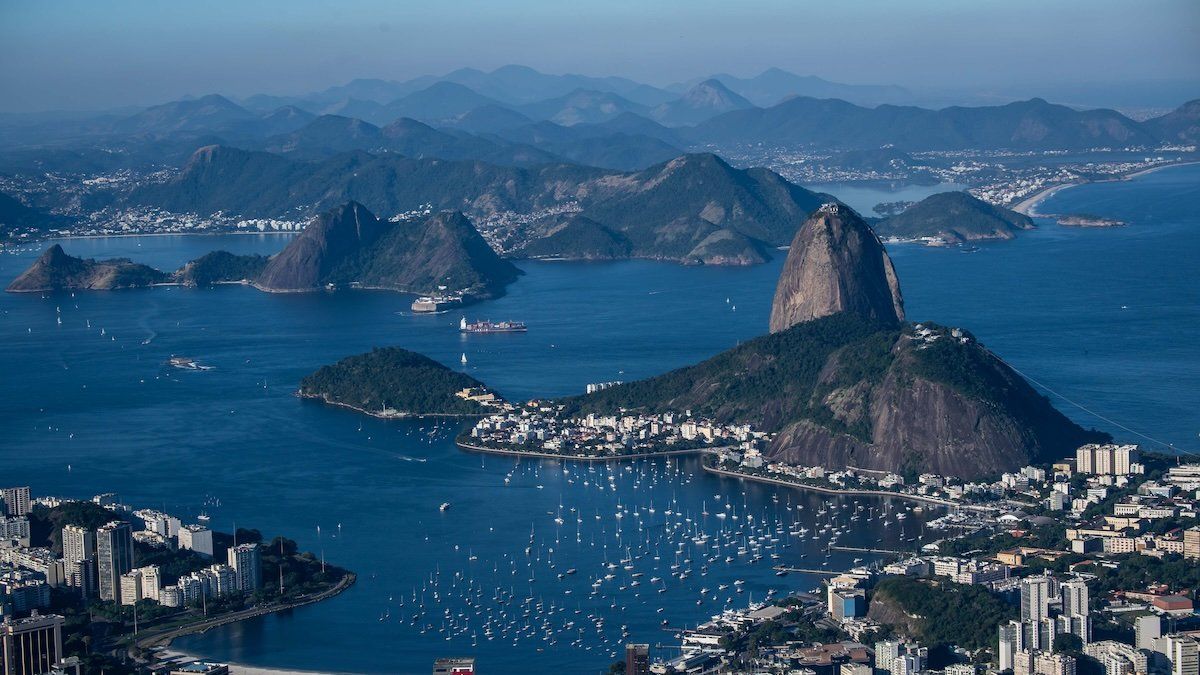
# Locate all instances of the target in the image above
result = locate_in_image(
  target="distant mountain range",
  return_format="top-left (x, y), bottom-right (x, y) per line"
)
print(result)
top-left (685, 96), bottom-right (1166, 150)
top-left (668, 68), bottom-right (913, 107)
top-left (131, 147), bottom-right (829, 265)
top-left (2, 64), bottom-right (1195, 176)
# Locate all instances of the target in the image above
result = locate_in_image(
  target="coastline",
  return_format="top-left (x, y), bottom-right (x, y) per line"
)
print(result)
top-left (702, 463), bottom-right (996, 512)
top-left (296, 392), bottom-right (488, 420)
top-left (1012, 160), bottom-right (1200, 217)
top-left (135, 572), bottom-right (356, 653)
top-left (455, 439), bottom-right (720, 462)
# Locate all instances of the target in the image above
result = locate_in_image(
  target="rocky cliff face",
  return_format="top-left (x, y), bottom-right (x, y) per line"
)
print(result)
top-left (6, 244), bottom-right (167, 292)
top-left (769, 204), bottom-right (904, 332)
top-left (764, 324), bottom-right (1102, 478)
top-left (566, 314), bottom-right (1103, 480)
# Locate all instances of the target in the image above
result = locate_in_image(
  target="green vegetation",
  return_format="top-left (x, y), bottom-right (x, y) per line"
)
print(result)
top-left (299, 347), bottom-right (491, 415)
top-left (562, 312), bottom-right (899, 436)
top-left (1076, 554), bottom-right (1200, 595)
top-left (6, 245), bottom-right (168, 292)
top-left (871, 576), bottom-right (1017, 652)
top-left (28, 501), bottom-right (121, 554)
top-left (174, 250), bottom-right (269, 286)
top-left (873, 191), bottom-right (1033, 242)
top-left (517, 216), bottom-right (632, 259)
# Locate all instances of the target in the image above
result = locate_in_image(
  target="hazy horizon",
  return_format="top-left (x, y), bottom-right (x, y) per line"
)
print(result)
top-left (2, 0), bottom-right (1198, 114)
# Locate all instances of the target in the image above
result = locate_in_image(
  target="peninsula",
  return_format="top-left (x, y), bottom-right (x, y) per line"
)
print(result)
top-left (872, 191), bottom-right (1035, 244)
top-left (297, 347), bottom-right (503, 417)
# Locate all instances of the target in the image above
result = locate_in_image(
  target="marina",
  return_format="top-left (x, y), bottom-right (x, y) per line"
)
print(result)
top-left (1, 164), bottom-right (1196, 673)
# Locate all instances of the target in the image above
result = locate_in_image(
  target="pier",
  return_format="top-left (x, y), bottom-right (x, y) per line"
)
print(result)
top-left (771, 565), bottom-right (845, 577)
top-left (828, 545), bottom-right (907, 555)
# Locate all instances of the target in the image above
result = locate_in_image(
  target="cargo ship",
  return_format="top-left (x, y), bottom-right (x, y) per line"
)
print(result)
top-left (411, 294), bottom-right (463, 313)
top-left (460, 317), bottom-right (527, 333)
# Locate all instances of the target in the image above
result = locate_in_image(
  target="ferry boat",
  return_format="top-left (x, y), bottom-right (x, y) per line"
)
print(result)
top-left (459, 317), bottom-right (527, 333)
top-left (411, 294), bottom-right (463, 313)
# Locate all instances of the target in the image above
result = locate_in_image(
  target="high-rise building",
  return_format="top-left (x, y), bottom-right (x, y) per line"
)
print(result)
top-left (1060, 580), bottom-right (1088, 618)
top-left (0, 487), bottom-right (31, 517)
top-left (67, 558), bottom-right (96, 599)
top-left (61, 525), bottom-right (94, 569)
top-left (1136, 615), bottom-right (1163, 652)
top-left (119, 571), bottom-right (142, 606)
top-left (227, 543), bottom-right (262, 593)
top-left (1076, 444), bottom-right (1140, 476)
top-left (0, 611), bottom-right (63, 675)
top-left (1022, 577), bottom-right (1052, 623)
top-left (178, 524), bottom-right (214, 557)
top-left (999, 620), bottom-right (1024, 671)
top-left (96, 521), bottom-right (133, 602)
top-left (891, 645), bottom-right (928, 675)
top-left (137, 565), bottom-right (161, 602)
top-left (876, 640), bottom-right (904, 673)
top-left (626, 643), bottom-right (650, 675)
top-left (1184, 526), bottom-right (1200, 561)
top-left (1059, 579), bottom-right (1091, 643)
top-left (1166, 635), bottom-right (1199, 675)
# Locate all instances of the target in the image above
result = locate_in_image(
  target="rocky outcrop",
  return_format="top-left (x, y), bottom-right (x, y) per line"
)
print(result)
top-left (769, 204), bottom-right (904, 332)
top-left (873, 191), bottom-right (1034, 243)
top-left (565, 315), bottom-right (1103, 480)
top-left (6, 244), bottom-right (167, 292)
top-left (764, 324), bottom-right (1102, 478)
top-left (256, 201), bottom-right (388, 291)
top-left (256, 202), bottom-right (520, 298)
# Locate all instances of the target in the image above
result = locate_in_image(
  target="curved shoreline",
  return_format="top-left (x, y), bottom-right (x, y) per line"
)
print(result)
top-left (702, 463), bottom-right (995, 511)
top-left (455, 439), bottom-right (718, 462)
top-left (1012, 160), bottom-right (1200, 216)
top-left (134, 573), bottom-right (356, 652)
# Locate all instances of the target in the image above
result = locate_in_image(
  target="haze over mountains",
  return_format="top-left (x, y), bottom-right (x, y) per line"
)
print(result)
top-left (3, 65), bottom-right (1195, 176)
top-left (130, 146), bottom-right (829, 265)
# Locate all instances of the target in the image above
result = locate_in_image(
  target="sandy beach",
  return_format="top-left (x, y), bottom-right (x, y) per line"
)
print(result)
top-left (1012, 160), bottom-right (1199, 216)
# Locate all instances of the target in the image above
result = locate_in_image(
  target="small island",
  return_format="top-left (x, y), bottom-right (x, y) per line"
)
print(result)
top-left (872, 191), bottom-right (1035, 244)
top-left (297, 346), bottom-right (504, 418)
top-left (6, 244), bottom-right (169, 292)
top-left (1055, 213), bottom-right (1126, 228)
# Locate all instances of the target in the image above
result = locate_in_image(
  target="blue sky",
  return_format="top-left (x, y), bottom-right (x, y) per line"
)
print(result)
top-left (1, 0), bottom-right (1197, 112)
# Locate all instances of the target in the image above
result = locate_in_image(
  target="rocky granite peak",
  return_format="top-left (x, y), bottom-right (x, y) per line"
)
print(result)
top-left (769, 203), bottom-right (904, 332)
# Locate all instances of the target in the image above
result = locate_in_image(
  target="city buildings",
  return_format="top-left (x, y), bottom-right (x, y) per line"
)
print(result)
top-left (96, 522), bottom-right (133, 603)
top-left (178, 524), bottom-right (214, 558)
top-left (0, 611), bottom-right (63, 675)
top-left (626, 643), bottom-right (650, 675)
top-left (1076, 444), bottom-right (1142, 476)
top-left (119, 570), bottom-right (142, 606)
top-left (0, 488), bottom-right (30, 518)
top-left (227, 543), bottom-right (261, 593)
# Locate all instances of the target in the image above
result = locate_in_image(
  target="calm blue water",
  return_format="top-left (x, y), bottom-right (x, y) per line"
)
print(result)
top-left (1, 164), bottom-right (1196, 673)
top-left (803, 181), bottom-right (967, 214)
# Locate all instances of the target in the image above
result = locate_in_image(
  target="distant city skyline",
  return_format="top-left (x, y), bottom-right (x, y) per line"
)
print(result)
top-left (1, 0), bottom-right (1198, 113)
